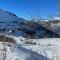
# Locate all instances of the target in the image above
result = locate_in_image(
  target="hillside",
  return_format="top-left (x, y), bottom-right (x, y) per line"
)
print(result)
top-left (0, 35), bottom-right (59, 60)
top-left (0, 9), bottom-right (60, 39)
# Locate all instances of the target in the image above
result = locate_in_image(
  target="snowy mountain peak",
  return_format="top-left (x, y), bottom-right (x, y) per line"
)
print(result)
top-left (53, 17), bottom-right (60, 20)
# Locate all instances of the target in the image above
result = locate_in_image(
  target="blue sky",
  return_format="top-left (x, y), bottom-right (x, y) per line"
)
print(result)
top-left (0, 0), bottom-right (57, 19)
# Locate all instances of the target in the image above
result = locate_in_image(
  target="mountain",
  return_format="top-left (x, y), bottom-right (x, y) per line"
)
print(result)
top-left (53, 17), bottom-right (60, 20)
top-left (0, 9), bottom-right (27, 35)
top-left (0, 9), bottom-right (59, 39)
top-left (0, 9), bottom-right (24, 22)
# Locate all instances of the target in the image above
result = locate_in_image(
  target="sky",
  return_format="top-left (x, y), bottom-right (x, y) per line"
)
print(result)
top-left (0, 0), bottom-right (58, 19)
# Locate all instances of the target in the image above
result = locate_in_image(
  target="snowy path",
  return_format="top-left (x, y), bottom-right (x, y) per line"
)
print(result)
top-left (21, 38), bottom-right (60, 60)
top-left (2, 35), bottom-right (60, 60)
top-left (0, 42), bottom-right (49, 60)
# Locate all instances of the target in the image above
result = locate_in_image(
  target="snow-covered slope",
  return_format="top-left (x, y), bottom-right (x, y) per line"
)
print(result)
top-left (0, 9), bottom-right (59, 38)
top-left (0, 42), bottom-right (49, 60)
top-left (0, 9), bottom-right (25, 30)
top-left (0, 9), bottom-right (28, 37)
top-left (5, 35), bottom-right (60, 60)
top-left (0, 9), bottom-right (23, 22)
top-left (0, 33), bottom-right (60, 60)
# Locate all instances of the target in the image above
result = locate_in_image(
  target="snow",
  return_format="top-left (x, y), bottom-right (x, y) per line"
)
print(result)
top-left (1, 34), bottom-right (59, 60)
top-left (53, 17), bottom-right (60, 20)
top-left (0, 42), bottom-right (49, 60)
top-left (0, 9), bottom-right (19, 22)
top-left (0, 9), bottom-right (60, 60)
top-left (0, 32), bottom-right (60, 60)
top-left (0, 9), bottom-right (26, 33)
